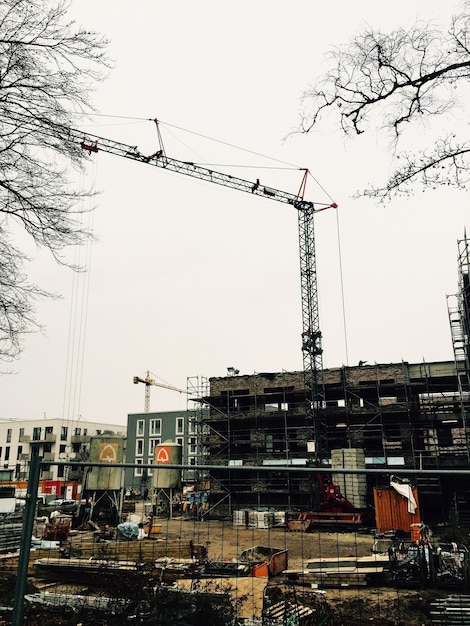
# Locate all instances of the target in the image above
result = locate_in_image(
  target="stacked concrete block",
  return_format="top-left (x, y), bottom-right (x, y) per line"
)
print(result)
top-left (233, 509), bottom-right (248, 527)
top-left (331, 448), bottom-right (367, 510)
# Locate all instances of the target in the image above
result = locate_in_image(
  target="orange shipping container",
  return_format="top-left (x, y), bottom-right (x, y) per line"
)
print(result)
top-left (373, 486), bottom-right (421, 535)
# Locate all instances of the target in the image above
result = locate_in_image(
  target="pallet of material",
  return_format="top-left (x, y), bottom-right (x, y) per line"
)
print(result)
top-left (33, 556), bottom-right (201, 584)
top-left (284, 555), bottom-right (389, 588)
top-left (264, 600), bottom-right (315, 622)
top-left (306, 555), bottom-right (390, 571)
top-left (0, 539), bottom-right (205, 577)
top-left (64, 538), bottom-right (203, 561)
top-left (284, 569), bottom-right (370, 587)
top-left (0, 547), bottom-right (63, 576)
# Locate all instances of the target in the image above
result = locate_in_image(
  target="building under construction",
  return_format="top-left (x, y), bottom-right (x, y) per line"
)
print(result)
top-left (198, 236), bottom-right (470, 524)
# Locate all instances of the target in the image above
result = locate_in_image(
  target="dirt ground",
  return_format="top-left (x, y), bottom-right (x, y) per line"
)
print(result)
top-left (27, 512), bottom-right (447, 624)
top-left (153, 516), bottom-right (374, 566)
top-left (150, 516), bottom-right (439, 623)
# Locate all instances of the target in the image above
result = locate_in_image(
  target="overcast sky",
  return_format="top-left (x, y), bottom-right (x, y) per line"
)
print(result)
top-left (1, 0), bottom-right (468, 425)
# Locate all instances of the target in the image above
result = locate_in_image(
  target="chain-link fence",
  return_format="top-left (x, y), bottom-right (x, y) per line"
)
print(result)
top-left (2, 459), bottom-right (470, 625)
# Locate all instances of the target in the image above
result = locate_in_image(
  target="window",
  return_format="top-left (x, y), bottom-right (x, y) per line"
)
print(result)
top-left (266, 434), bottom-right (273, 453)
top-left (135, 458), bottom-right (143, 476)
top-left (147, 457), bottom-right (153, 475)
top-left (176, 437), bottom-right (183, 448)
top-left (61, 426), bottom-right (68, 441)
top-left (4, 448), bottom-right (10, 461)
top-left (19, 428), bottom-right (24, 440)
top-left (45, 426), bottom-right (53, 436)
top-left (33, 427), bottom-right (41, 441)
top-left (83, 429), bottom-right (88, 436)
top-left (149, 438), bottom-right (160, 457)
top-left (264, 403), bottom-right (278, 413)
top-left (43, 443), bottom-right (52, 454)
top-left (6, 429), bottom-right (11, 443)
top-left (74, 427), bottom-right (81, 436)
top-left (96, 430), bottom-right (101, 435)
top-left (16, 446), bottom-right (22, 460)
top-left (0, 447), bottom-right (2, 459)
top-left (189, 437), bottom-right (196, 454)
top-left (176, 417), bottom-right (184, 435)
top-left (136, 439), bottom-right (144, 456)
top-left (365, 456), bottom-right (386, 465)
top-left (387, 457), bottom-right (405, 466)
top-left (137, 420), bottom-right (145, 436)
top-left (150, 419), bottom-right (161, 436)
top-left (59, 444), bottom-right (66, 454)
top-left (379, 396), bottom-right (397, 406)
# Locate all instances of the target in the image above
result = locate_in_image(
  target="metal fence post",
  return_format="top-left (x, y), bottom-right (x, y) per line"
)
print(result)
top-left (12, 455), bottom-right (42, 626)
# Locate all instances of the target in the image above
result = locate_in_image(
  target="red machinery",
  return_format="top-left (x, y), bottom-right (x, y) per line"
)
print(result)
top-left (288, 469), bottom-right (362, 531)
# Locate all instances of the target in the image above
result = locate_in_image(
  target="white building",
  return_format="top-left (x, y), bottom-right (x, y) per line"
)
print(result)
top-left (0, 418), bottom-right (126, 482)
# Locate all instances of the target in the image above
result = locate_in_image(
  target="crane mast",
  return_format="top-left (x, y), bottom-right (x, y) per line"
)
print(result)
top-left (76, 124), bottom-right (336, 461)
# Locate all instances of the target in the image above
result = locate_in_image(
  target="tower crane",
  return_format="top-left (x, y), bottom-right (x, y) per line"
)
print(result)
top-left (133, 371), bottom-right (188, 413)
top-left (74, 120), bottom-right (337, 461)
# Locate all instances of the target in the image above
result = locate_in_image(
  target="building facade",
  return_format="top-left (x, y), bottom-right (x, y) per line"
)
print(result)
top-left (202, 361), bottom-right (470, 521)
top-left (124, 410), bottom-right (201, 494)
top-left (0, 418), bottom-right (125, 483)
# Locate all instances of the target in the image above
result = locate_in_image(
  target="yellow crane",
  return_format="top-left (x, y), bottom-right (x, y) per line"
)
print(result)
top-left (133, 371), bottom-right (188, 413)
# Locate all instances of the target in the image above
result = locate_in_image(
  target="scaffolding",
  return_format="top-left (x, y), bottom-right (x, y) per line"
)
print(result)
top-left (447, 235), bottom-right (470, 461)
top-left (186, 375), bottom-right (210, 487)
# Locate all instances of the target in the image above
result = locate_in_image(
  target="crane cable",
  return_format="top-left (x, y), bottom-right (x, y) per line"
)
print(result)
top-left (335, 207), bottom-right (349, 367)
top-left (79, 113), bottom-right (328, 178)
top-left (61, 157), bottom-right (97, 429)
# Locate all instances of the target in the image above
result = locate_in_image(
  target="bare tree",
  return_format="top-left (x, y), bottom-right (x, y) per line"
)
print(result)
top-left (300, 2), bottom-right (470, 200)
top-left (0, 0), bottom-right (110, 360)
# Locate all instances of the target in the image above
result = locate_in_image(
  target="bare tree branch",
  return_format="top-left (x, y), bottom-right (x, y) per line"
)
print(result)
top-left (300, 1), bottom-right (470, 199)
top-left (0, 0), bottom-right (110, 360)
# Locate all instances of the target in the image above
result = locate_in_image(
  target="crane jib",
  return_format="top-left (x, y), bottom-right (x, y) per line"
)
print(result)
top-left (78, 132), bottom-right (321, 212)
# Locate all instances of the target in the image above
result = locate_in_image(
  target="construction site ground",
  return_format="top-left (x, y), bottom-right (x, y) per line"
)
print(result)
top-left (21, 510), bottom-right (452, 624)
top-left (55, 516), bottom-right (445, 626)
top-left (118, 514), bottom-right (443, 623)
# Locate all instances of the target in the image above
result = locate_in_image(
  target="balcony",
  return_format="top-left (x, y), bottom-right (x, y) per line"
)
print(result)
top-left (71, 435), bottom-right (91, 444)
top-left (19, 435), bottom-right (30, 443)
top-left (18, 454), bottom-right (29, 461)
top-left (40, 471), bottom-right (54, 480)
top-left (31, 434), bottom-right (57, 443)
top-left (42, 453), bottom-right (55, 462)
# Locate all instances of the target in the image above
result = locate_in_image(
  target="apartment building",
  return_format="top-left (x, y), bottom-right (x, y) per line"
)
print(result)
top-left (124, 410), bottom-right (203, 493)
top-left (0, 418), bottom-right (125, 482)
top-left (202, 360), bottom-right (469, 522)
